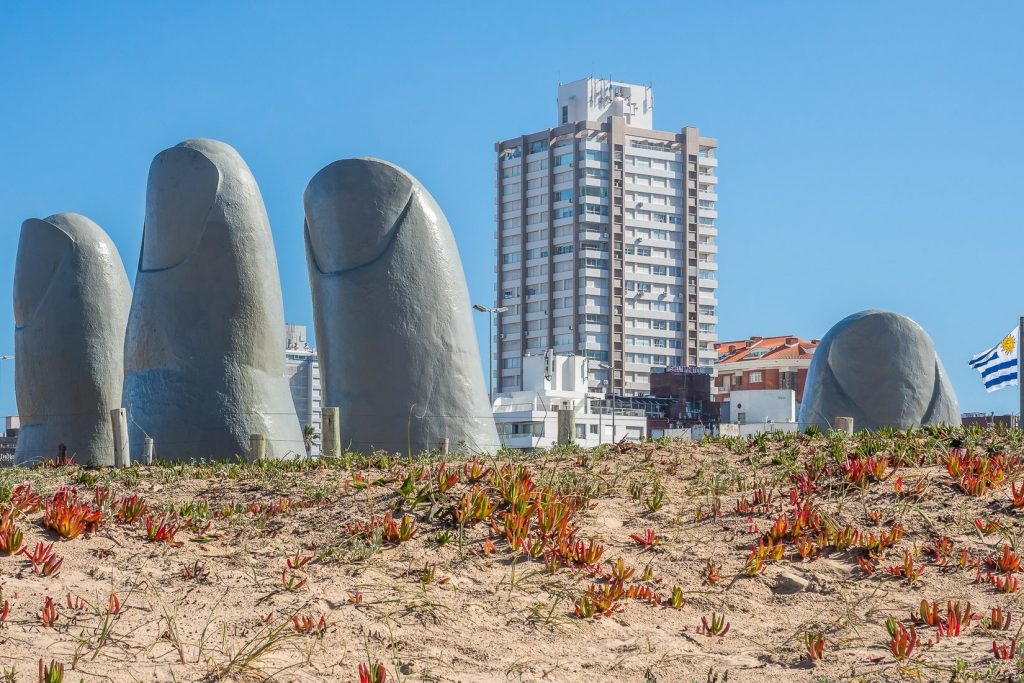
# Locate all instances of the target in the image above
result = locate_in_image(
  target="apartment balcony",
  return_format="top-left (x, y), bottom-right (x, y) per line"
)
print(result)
top-left (579, 175), bottom-right (610, 188)
top-left (579, 157), bottom-right (609, 171)
top-left (699, 243), bottom-right (718, 254)
top-left (697, 224), bottom-right (718, 237)
top-left (698, 278), bottom-right (718, 289)
top-left (578, 224), bottom-right (609, 238)
top-left (580, 323), bottom-right (610, 336)
top-left (579, 267), bottom-right (609, 279)
top-left (697, 156), bottom-right (718, 168)
top-left (699, 191), bottom-right (718, 202)
top-left (551, 249), bottom-right (574, 261)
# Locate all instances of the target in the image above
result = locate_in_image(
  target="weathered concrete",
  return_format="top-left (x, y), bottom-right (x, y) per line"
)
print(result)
top-left (304, 158), bottom-right (499, 454)
top-left (123, 138), bottom-right (303, 461)
top-left (798, 310), bottom-right (960, 431)
top-left (14, 213), bottom-right (131, 466)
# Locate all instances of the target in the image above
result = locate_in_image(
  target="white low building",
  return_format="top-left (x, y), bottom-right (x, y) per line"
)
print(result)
top-left (492, 352), bottom-right (647, 450)
top-left (729, 389), bottom-right (795, 425)
top-left (284, 324), bottom-right (322, 455)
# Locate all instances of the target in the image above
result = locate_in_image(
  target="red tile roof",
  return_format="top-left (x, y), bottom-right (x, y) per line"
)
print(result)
top-left (715, 335), bottom-right (819, 364)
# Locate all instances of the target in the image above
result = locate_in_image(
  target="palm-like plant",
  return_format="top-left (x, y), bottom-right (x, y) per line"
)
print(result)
top-left (302, 424), bottom-right (320, 458)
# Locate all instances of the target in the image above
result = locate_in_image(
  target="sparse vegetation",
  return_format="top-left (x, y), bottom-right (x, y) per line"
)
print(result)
top-left (0, 426), bottom-right (1023, 680)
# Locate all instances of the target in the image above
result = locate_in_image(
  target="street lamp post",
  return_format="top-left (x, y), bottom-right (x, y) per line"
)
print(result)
top-left (472, 305), bottom-right (508, 405)
top-left (597, 361), bottom-right (616, 443)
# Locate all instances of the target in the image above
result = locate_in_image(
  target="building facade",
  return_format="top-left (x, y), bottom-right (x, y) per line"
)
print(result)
top-left (284, 324), bottom-right (322, 455)
top-left (492, 351), bottom-right (647, 450)
top-left (961, 413), bottom-right (1019, 429)
top-left (495, 77), bottom-right (719, 398)
top-left (647, 366), bottom-right (720, 431)
top-left (713, 335), bottom-right (819, 406)
top-left (0, 416), bottom-right (18, 466)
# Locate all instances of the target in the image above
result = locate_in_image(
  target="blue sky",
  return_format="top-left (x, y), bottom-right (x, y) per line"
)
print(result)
top-left (0, 1), bottom-right (1021, 418)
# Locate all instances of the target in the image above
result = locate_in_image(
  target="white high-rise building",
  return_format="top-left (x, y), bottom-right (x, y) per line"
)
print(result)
top-left (284, 324), bottom-right (322, 455)
top-left (494, 77), bottom-right (719, 396)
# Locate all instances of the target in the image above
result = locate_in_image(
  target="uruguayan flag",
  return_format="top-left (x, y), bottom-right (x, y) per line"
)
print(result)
top-left (970, 327), bottom-right (1019, 392)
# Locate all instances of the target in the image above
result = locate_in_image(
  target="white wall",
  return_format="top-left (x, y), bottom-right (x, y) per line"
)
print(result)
top-left (522, 352), bottom-right (589, 393)
top-left (730, 389), bottom-right (795, 424)
top-left (556, 78), bottom-right (654, 129)
top-left (719, 421), bottom-right (800, 438)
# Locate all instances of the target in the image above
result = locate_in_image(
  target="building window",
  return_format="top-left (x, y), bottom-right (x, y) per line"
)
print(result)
top-left (561, 105), bottom-right (569, 124)
top-left (748, 371), bottom-right (762, 383)
top-left (589, 424), bottom-right (599, 434)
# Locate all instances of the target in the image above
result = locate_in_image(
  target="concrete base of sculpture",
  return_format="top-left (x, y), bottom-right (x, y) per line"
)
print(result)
top-left (14, 213), bottom-right (131, 466)
top-left (798, 310), bottom-right (961, 432)
top-left (123, 139), bottom-right (304, 461)
top-left (304, 158), bottom-right (499, 454)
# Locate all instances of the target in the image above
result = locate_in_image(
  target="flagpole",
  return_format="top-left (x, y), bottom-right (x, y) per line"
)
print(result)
top-left (1019, 316), bottom-right (1023, 429)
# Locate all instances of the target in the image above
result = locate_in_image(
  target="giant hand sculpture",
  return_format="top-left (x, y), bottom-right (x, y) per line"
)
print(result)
top-left (123, 139), bottom-right (303, 461)
top-left (304, 158), bottom-right (499, 454)
top-left (798, 310), bottom-right (960, 431)
top-left (14, 213), bottom-right (131, 466)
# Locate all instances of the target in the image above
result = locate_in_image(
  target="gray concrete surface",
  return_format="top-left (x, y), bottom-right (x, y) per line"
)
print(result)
top-left (14, 213), bottom-right (131, 466)
top-left (304, 158), bottom-right (499, 454)
top-left (123, 138), bottom-right (303, 461)
top-left (798, 309), bottom-right (961, 431)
